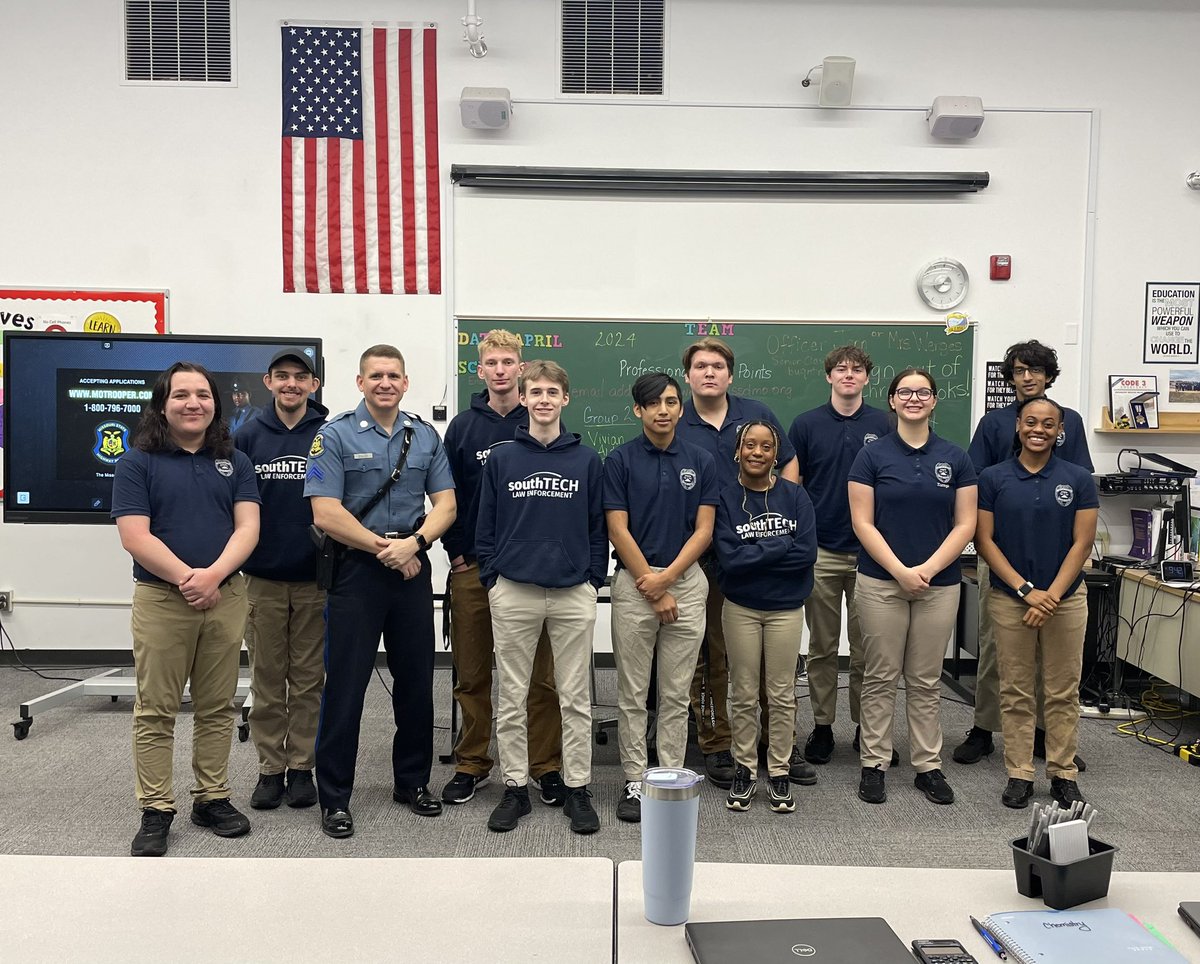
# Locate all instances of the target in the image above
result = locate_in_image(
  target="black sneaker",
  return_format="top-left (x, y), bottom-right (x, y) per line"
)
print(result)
top-left (250, 772), bottom-right (286, 810)
top-left (1033, 728), bottom-right (1088, 772)
top-left (804, 724), bottom-right (834, 764)
top-left (285, 769), bottom-right (318, 809)
top-left (705, 749), bottom-right (736, 789)
top-left (1002, 777), bottom-right (1035, 809)
top-left (131, 808), bottom-right (174, 857)
top-left (853, 725), bottom-right (900, 767)
top-left (441, 771), bottom-right (488, 805)
top-left (536, 770), bottom-right (568, 807)
top-left (564, 786), bottom-right (600, 834)
top-left (951, 726), bottom-right (995, 765)
top-left (767, 775), bottom-right (795, 813)
top-left (191, 798), bottom-right (251, 837)
top-left (1050, 776), bottom-right (1086, 808)
top-left (858, 766), bottom-right (886, 804)
top-left (488, 785), bottom-right (531, 832)
top-left (725, 764), bottom-right (756, 811)
top-left (616, 781), bottom-right (642, 823)
top-left (787, 745), bottom-right (818, 786)
top-left (914, 768), bottom-right (955, 805)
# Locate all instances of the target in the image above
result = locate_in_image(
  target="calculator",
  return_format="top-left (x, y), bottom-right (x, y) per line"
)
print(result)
top-left (911, 939), bottom-right (979, 963)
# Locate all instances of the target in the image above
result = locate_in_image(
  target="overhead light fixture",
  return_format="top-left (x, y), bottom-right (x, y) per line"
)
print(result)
top-left (461, 0), bottom-right (487, 58)
top-left (927, 96), bottom-right (986, 139)
top-left (802, 56), bottom-right (856, 108)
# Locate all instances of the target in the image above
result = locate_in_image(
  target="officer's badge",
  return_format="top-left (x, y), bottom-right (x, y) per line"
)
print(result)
top-left (679, 468), bottom-right (697, 491)
top-left (92, 421), bottom-right (130, 465)
top-left (934, 462), bottom-right (953, 485)
top-left (1055, 430), bottom-right (1066, 448)
top-left (214, 459), bottom-right (234, 477)
top-left (1055, 484), bottom-right (1075, 507)
top-left (310, 433), bottom-right (325, 458)
top-left (863, 433), bottom-right (879, 445)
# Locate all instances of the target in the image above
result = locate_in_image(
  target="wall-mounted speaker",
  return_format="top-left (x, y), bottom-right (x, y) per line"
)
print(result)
top-left (927, 96), bottom-right (985, 139)
top-left (818, 56), bottom-right (855, 108)
top-left (460, 86), bottom-right (511, 130)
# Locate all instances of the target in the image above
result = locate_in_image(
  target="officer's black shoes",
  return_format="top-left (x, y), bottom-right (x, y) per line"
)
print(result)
top-left (858, 766), bottom-right (886, 804)
top-left (914, 768), bottom-right (955, 805)
top-left (321, 807), bottom-right (354, 838)
top-left (131, 808), bottom-right (174, 857)
top-left (536, 770), bottom-right (568, 806)
top-left (191, 798), bottom-right (251, 837)
top-left (852, 725), bottom-right (901, 767)
top-left (393, 785), bottom-right (443, 816)
top-left (804, 724), bottom-right (835, 765)
top-left (251, 772), bottom-right (286, 810)
top-left (1002, 778), bottom-right (1035, 809)
top-left (564, 786), bottom-right (600, 834)
top-left (488, 785), bottom-right (531, 832)
top-left (285, 768), bottom-right (318, 809)
top-left (616, 781), bottom-right (642, 823)
top-left (441, 771), bottom-right (488, 805)
top-left (1033, 727), bottom-right (1087, 772)
top-left (951, 726), bottom-right (995, 765)
top-left (788, 746), bottom-right (819, 786)
top-left (1050, 776), bottom-right (1086, 808)
top-left (704, 749), bottom-right (736, 789)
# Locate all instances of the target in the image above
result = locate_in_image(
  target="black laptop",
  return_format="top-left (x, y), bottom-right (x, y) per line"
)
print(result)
top-left (685, 917), bottom-right (913, 964)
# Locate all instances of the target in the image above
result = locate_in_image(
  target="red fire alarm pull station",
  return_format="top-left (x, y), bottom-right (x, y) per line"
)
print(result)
top-left (990, 255), bottom-right (1012, 280)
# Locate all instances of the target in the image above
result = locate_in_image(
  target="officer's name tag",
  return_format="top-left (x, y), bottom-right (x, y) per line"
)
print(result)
top-left (352, 453), bottom-right (374, 459)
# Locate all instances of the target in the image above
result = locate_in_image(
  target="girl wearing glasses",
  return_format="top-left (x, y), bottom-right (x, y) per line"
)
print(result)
top-left (848, 369), bottom-right (977, 806)
top-left (974, 396), bottom-right (1097, 810)
top-left (713, 421), bottom-right (817, 814)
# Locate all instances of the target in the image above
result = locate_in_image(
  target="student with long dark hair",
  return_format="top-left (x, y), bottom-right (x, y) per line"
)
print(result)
top-left (714, 420), bottom-right (817, 814)
top-left (848, 369), bottom-right (976, 806)
top-left (974, 396), bottom-right (1097, 809)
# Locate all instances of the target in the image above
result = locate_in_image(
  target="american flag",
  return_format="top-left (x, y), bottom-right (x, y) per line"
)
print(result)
top-left (281, 22), bottom-right (441, 295)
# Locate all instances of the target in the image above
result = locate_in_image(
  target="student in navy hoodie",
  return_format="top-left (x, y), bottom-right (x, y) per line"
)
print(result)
top-left (234, 348), bottom-right (328, 812)
top-left (440, 330), bottom-right (564, 809)
top-left (476, 360), bottom-right (607, 836)
top-left (714, 420), bottom-right (817, 815)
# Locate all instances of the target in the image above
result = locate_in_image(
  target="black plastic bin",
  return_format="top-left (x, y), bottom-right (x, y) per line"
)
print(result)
top-left (1010, 835), bottom-right (1118, 910)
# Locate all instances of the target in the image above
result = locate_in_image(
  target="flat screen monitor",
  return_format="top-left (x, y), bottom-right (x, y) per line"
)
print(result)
top-left (2, 332), bottom-right (323, 524)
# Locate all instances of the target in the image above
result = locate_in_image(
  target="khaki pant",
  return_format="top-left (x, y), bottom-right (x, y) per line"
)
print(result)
top-left (971, 557), bottom-right (1003, 732)
top-left (490, 577), bottom-right (596, 788)
top-left (131, 577), bottom-right (248, 811)
top-left (805, 548), bottom-right (865, 725)
top-left (449, 565), bottom-right (562, 779)
top-left (611, 564), bottom-right (708, 780)
top-left (993, 591), bottom-right (1087, 780)
top-left (689, 564), bottom-right (732, 754)
top-left (245, 575), bottom-right (326, 774)
top-left (856, 574), bottom-right (957, 773)
top-left (723, 600), bottom-right (805, 777)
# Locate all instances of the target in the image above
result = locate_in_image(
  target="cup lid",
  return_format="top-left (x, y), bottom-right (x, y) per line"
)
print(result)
top-left (641, 767), bottom-right (704, 799)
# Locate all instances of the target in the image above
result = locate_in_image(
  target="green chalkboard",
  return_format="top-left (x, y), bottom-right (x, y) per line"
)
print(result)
top-left (456, 319), bottom-right (974, 457)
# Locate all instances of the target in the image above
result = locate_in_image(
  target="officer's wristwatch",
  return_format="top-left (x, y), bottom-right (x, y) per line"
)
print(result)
top-left (414, 533), bottom-right (430, 552)
top-left (1016, 580), bottom-right (1035, 599)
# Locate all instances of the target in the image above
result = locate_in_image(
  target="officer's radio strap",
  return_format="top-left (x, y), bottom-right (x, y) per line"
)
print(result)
top-left (354, 425), bottom-right (415, 522)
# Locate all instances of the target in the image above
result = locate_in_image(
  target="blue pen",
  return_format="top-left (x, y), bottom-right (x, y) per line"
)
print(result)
top-left (969, 916), bottom-right (1008, 961)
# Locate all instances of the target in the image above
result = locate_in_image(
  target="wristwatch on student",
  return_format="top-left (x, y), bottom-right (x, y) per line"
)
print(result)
top-left (414, 532), bottom-right (430, 552)
top-left (1016, 580), bottom-right (1035, 599)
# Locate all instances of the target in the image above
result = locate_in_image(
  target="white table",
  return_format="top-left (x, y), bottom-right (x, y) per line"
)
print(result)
top-left (616, 861), bottom-right (1200, 962)
top-left (0, 855), bottom-right (614, 963)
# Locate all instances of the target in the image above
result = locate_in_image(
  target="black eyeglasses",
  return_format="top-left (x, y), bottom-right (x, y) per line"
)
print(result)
top-left (1012, 366), bottom-right (1046, 377)
top-left (894, 387), bottom-right (934, 401)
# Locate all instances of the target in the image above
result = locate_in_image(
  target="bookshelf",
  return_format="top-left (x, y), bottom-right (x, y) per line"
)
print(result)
top-left (1097, 407), bottom-right (1200, 434)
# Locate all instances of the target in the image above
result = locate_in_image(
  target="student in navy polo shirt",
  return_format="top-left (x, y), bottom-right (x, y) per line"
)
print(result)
top-left (674, 336), bottom-right (805, 789)
top-left (788, 345), bottom-right (893, 767)
top-left (605, 371), bottom-right (719, 823)
top-left (975, 397), bottom-right (1098, 810)
top-left (714, 421), bottom-right (817, 814)
top-left (440, 329), bottom-right (565, 810)
top-left (953, 339), bottom-right (1094, 769)
top-left (234, 348), bottom-right (327, 811)
top-left (477, 360), bottom-right (608, 835)
top-left (848, 369), bottom-right (977, 806)
top-left (112, 361), bottom-right (261, 857)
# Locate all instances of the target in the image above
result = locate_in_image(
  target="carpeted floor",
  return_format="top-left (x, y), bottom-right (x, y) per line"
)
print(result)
top-left (1, 664), bottom-right (1196, 869)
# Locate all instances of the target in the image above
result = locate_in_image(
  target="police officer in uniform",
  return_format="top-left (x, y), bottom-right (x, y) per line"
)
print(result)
top-left (304, 345), bottom-right (456, 839)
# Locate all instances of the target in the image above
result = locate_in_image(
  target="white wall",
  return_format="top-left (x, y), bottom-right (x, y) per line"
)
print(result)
top-left (2, 0), bottom-right (1198, 650)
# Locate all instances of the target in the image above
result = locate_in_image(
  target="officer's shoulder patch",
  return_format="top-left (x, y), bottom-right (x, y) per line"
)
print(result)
top-left (309, 433), bottom-right (325, 458)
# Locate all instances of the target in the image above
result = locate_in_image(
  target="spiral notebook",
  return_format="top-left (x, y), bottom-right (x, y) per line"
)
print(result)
top-left (983, 908), bottom-right (1188, 963)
